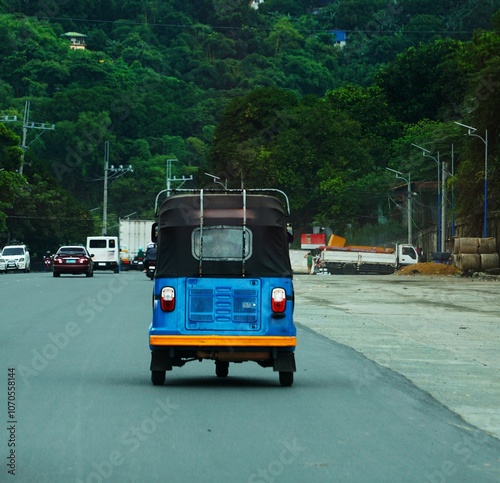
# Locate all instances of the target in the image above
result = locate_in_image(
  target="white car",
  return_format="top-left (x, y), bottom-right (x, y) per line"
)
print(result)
top-left (0, 244), bottom-right (31, 273)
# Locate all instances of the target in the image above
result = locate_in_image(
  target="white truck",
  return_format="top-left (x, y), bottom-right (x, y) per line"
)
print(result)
top-left (317, 244), bottom-right (418, 275)
top-left (118, 219), bottom-right (154, 259)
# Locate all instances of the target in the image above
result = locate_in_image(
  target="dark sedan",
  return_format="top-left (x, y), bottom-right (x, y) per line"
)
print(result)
top-left (52, 246), bottom-right (94, 278)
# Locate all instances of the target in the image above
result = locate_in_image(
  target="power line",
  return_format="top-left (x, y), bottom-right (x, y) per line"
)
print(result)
top-left (31, 15), bottom-right (476, 35)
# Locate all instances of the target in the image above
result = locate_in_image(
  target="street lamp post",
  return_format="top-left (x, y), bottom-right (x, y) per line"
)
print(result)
top-left (451, 144), bottom-right (455, 237)
top-left (412, 144), bottom-right (441, 251)
top-left (454, 122), bottom-right (488, 238)
top-left (386, 167), bottom-right (412, 244)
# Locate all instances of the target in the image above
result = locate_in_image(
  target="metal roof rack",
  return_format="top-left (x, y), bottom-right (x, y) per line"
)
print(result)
top-left (154, 188), bottom-right (290, 216)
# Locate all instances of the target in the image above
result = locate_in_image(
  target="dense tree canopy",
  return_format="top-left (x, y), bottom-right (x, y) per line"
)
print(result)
top-left (0, 0), bottom-right (499, 255)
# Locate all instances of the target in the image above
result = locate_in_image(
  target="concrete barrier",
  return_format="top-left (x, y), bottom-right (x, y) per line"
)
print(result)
top-left (289, 249), bottom-right (310, 274)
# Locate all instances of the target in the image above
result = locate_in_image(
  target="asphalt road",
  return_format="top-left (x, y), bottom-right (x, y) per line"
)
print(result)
top-left (1, 271), bottom-right (499, 482)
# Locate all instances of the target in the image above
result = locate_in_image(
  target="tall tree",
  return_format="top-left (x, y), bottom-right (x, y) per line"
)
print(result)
top-left (210, 86), bottom-right (298, 186)
top-left (376, 38), bottom-right (465, 123)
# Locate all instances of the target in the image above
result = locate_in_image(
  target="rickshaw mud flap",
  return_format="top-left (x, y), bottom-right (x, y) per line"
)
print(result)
top-left (150, 351), bottom-right (174, 371)
top-left (196, 350), bottom-right (271, 361)
top-left (272, 352), bottom-right (296, 372)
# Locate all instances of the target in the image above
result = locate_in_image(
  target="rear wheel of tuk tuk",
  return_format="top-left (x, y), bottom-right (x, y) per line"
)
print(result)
top-left (215, 361), bottom-right (229, 378)
top-left (279, 371), bottom-right (293, 387)
top-left (151, 370), bottom-right (165, 386)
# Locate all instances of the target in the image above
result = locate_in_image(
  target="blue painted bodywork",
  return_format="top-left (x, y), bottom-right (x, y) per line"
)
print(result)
top-left (149, 276), bottom-right (295, 341)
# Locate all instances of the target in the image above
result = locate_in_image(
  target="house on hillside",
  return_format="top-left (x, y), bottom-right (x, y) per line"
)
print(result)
top-left (62, 32), bottom-right (88, 50)
top-left (249, 0), bottom-right (265, 8)
top-left (328, 29), bottom-right (348, 48)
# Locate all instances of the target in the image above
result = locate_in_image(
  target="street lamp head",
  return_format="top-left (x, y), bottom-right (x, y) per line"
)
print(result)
top-left (204, 172), bottom-right (220, 182)
top-left (454, 121), bottom-right (477, 134)
top-left (386, 167), bottom-right (403, 177)
top-left (204, 172), bottom-right (227, 189)
top-left (411, 143), bottom-right (430, 154)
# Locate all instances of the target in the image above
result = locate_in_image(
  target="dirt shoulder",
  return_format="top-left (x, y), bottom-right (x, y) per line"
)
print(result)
top-left (293, 273), bottom-right (500, 439)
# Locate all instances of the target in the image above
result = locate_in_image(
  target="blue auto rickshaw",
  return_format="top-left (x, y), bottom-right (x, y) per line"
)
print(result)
top-left (148, 189), bottom-right (296, 386)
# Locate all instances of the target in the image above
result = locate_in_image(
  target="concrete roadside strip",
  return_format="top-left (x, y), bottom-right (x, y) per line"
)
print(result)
top-left (292, 272), bottom-right (500, 440)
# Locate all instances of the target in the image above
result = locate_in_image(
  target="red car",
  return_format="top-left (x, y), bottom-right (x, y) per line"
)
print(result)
top-left (52, 246), bottom-right (94, 278)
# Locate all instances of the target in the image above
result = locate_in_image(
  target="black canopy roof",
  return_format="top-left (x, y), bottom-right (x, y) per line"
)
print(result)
top-left (156, 192), bottom-right (293, 278)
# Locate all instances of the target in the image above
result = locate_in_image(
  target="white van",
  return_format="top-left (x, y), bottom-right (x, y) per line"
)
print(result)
top-left (86, 236), bottom-right (120, 273)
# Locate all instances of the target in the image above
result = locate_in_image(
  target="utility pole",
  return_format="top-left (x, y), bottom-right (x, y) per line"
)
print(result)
top-left (166, 158), bottom-right (193, 197)
top-left (19, 101), bottom-right (55, 175)
top-left (103, 141), bottom-right (110, 236)
top-left (102, 141), bottom-right (133, 235)
top-left (166, 158), bottom-right (176, 197)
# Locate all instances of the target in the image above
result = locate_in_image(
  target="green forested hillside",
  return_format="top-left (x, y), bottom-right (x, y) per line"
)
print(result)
top-left (0, 0), bottom-right (499, 255)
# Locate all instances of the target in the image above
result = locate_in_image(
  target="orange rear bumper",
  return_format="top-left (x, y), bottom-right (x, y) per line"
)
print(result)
top-left (149, 335), bottom-right (296, 348)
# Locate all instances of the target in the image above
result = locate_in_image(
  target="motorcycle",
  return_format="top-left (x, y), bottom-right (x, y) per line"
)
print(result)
top-left (43, 252), bottom-right (52, 271)
top-left (144, 246), bottom-right (157, 280)
top-left (146, 260), bottom-right (155, 280)
top-left (131, 255), bottom-right (144, 270)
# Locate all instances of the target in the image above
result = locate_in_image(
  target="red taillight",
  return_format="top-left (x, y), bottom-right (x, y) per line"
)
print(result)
top-left (160, 287), bottom-right (175, 312)
top-left (271, 288), bottom-right (286, 313)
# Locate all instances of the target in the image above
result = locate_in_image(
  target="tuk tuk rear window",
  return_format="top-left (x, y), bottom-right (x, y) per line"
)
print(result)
top-left (191, 226), bottom-right (252, 261)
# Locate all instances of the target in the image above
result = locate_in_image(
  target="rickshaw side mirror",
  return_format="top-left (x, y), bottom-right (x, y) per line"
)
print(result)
top-left (151, 222), bottom-right (158, 243)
